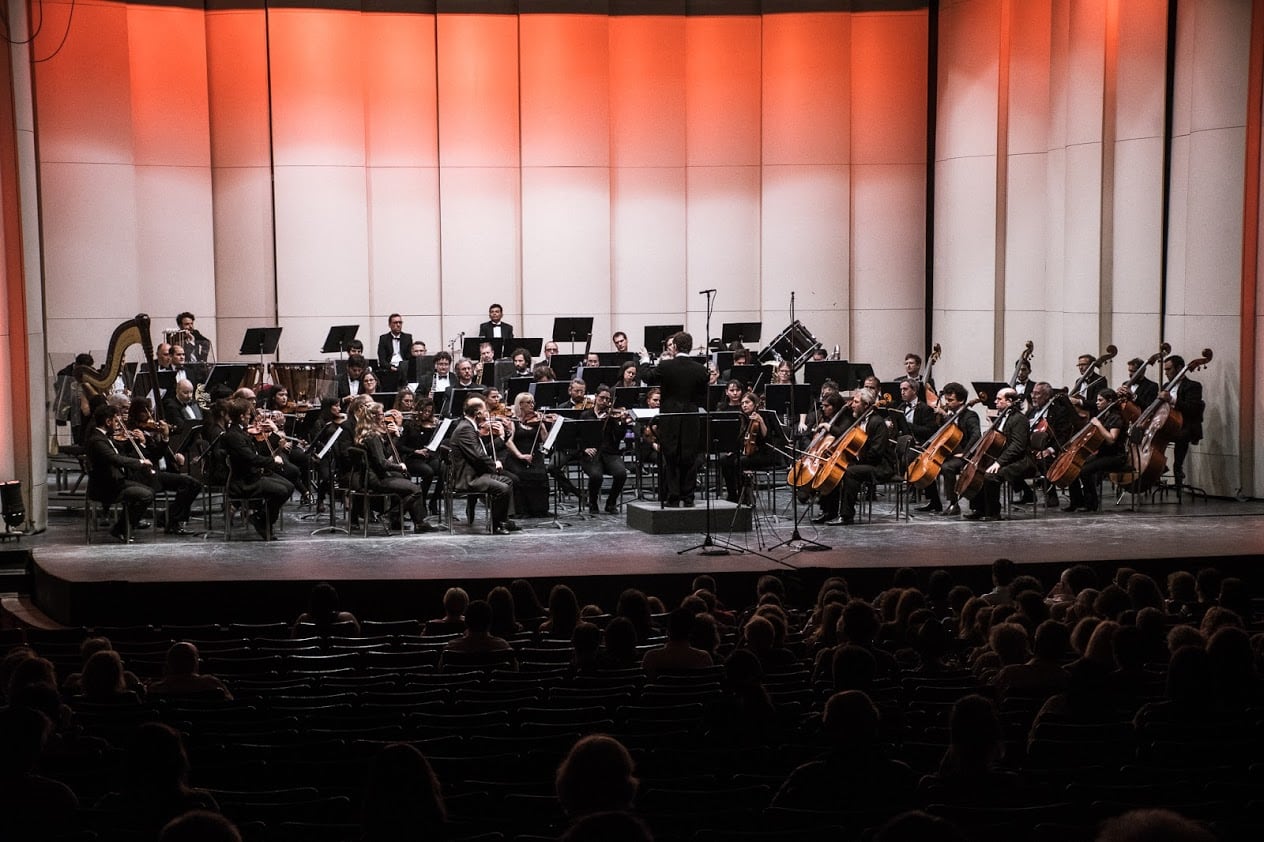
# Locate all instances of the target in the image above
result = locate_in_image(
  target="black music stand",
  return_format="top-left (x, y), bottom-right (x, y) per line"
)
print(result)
top-left (850, 362), bottom-right (876, 388)
top-left (727, 365), bottom-right (764, 391)
top-left (552, 318), bottom-right (594, 353)
top-left (804, 360), bottom-right (850, 390)
top-left (205, 363), bottom-right (251, 395)
top-left (644, 325), bottom-right (683, 355)
top-left (764, 384), bottom-right (811, 419)
top-left (578, 366), bottom-right (621, 394)
top-left (514, 338), bottom-right (544, 358)
top-left (529, 381), bottom-right (572, 409)
top-left (721, 321), bottom-right (762, 348)
top-left (442, 387), bottom-right (485, 418)
top-left (505, 375), bottom-right (533, 404)
top-left (678, 410), bottom-right (747, 557)
top-left (543, 418), bottom-right (603, 523)
top-left (708, 384), bottom-right (730, 411)
top-left (713, 350), bottom-right (735, 375)
top-left (877, 381), bottom-right (904, 406)
top-left (463, 336), bottom-right (505, 361)
top-left (613, 386), bottom-right (648, 409)
top-left (321, 325), bottom-right (360, 356)
top-left (549, 354), bottom-right (585, 379)
top-left (971, 381), bottom-right (1009, 411)
top-left (240, 327), bottom-right (282, 384)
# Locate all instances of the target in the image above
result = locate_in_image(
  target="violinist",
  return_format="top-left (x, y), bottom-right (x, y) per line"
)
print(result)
top-left (223, 396), bottom-right (293, 539)
top-left (965, 388), bottom-right (1034, 522)
top-left (126, 398), bottom-right (203, 535)
top-left (265, 386), bottom-right (313, 505)
top-left (1159, 354), bottom-right (1205, 490)
top-left (400, 394), bottom-right (441, 514)
top-left (352, 402), bottom-right (434, 533)
top-left (1074, 388), bottom-right (1128, 513)
top-left (771, 360), bottom-right (794, 385)
top-left (580, 385), bottom-right (630, 515)
top-left (914, 382), bottom-right (980, 516)
top-left (449, 396), bottom-right (519, 534)
top-left (721, 392), bottom-right (778, 503)
top-left (505, 393), bottom-right (553, 517)
top-left (85, 403), bottom-right (156, 542)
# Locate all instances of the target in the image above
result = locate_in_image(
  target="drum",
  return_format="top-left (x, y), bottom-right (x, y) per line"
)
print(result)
top-left (270, 362), bottom-right (324, 405)
top-left (758, 320), bottom-right (823, 369)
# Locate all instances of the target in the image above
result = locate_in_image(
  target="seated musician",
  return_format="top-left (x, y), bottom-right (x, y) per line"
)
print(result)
top-left (1013, 360), bottom-right (1034, 410)
top-left (617, 361), bottom-right (641, 389)
top-left (579, 385), bottom-right (630, 515)
top-left (1158, 354), bottom-right (1204, 490)
top-left (914, 381), bottom-right (980, 516)
top-left (564, 379), bottom-right (594, 412)
top-left (720, 347), bottom-right (755, 383)
top-left (505, 393), bottom-right (553, 518)
top-left (126, 398), bottom-right (202, 536)
top-left (351, 402), bottom-right (434, 533)
top-left (1074, 388), bottom-right (1128, 513)
top-left (612, 331), bottom-right (630, 353)
top-left (1025, 382), bottom-right (1080, 510)
top-left (806, 392), bottom-right (851, 523)
top-left (400, 394), bottom-right (441, 513)
top-left (716, 379), bottom-right (744, 412)
top-left (400, 341), bottom-right (428, 386)
top-left (510, 347), bottom-right (533, 378)
top-left (796, 380), bottom-right (840, 444)
top-left (1070, 353), bottom-right (1107, 410)
top-left (708, 362), bottom-right (721, 385)
top-left (543, 379), bottom-right (592, 499)
top-left (835, 388), bottom-right (895, 526)
top-left (222, 397), bottom-right (293, 539)
top-left (163, 379), bottom-right (204, 428)
top-left (638, 388), bottom-right (662, 490)
top-left (264, 386), bottom-right (312, 506)
top-left (454, 358), bottom-right (479, 390)
top-left (722, 392), bottom-right (780, 504)
top-left (336, 355), bottom-right (368, 404)
top-left (966, 387), bottom-right (1034, 522)
top-left (584, 352), bottom-right (601, 368)
top-left (449, 396), bottom-right (520, 534)
top-left (417, 351), bottom-right (453, 398)
top-left (542, 340), bottom-right (560, 367)
top-left (85, 403), bottom-right (156, 542)
top-left (359, 370), bottom-right (384, 408)
top-left (532, 363), bottom-right (557, 382)
top-left (308, 398), bottom-right (347, 514)
top-left (898, 379), bottom-right (937, 452)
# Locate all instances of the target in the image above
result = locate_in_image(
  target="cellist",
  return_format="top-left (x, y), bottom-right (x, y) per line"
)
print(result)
top-left (814, 388), bottom-right (894, 527)
top-left (913, 382), bottom-right (980, 516)
top-left (966, 388), bottom-right (1035, 522)
top-left (1073, 388), bottom-right (1129, 513)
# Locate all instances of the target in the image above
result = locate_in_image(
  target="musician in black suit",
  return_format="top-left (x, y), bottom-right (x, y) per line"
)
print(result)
top-left (376, 314), bottom-right (412, 377)
top-left (85, 403), bottom-right (155, 542)
top-left (335, 355), bottom-right (369, 404)
top-left (176, 312), bottom-right (213, 363)
top-left (579, 385), bottom-right (631, 514)
top-left (1160, 354), bottom-right (1205, 488)
top-left (163, 379), bottom-right (204, 430)
top-left (398, 341), bottom-right (429, 385)
top-left (222, 397), bottom-right (293, 539)
top-left (415, 351), bottom-right (453, 400)
top-left (1123, 357), bottom-right (1160, 409)
top-left (1026, 381), bottom-right (1082, 510)
top-left (478, 303), bottom-right (514, 347)
top-left (832, 388), bottom-right (895, 526)
top-left (914, 381), bottom-right (981, 516)
top-left (448, 395), bottom-right (519, 533)
top-left (1071, 353), bottom-right (1107, 410)
top-left (654, 331), bottom-right (708, 507)
top-left (898, 379), bottom-right (937, 444)
top-left (967, 388), bottom-right (1035, 521)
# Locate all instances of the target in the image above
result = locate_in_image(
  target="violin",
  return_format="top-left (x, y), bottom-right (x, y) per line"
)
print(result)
top-left (742, 410), bottom-right (767, 457)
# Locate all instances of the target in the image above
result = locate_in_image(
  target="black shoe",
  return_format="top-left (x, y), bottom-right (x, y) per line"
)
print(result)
top-left (503, 520), bottom-right (522, 532)
top-left (1045, 491), bottom-right (1060, 508)
top-left (682, 497), bottom-right (696, 508)
top-left (604, 503), bottom-right (618, 515)
top-left (109, 523), bottom-right (132, 543)
top-left (1061, 504), bottom-right (1081, 513)
top-left (915, 502), bottom-right (942, 513)
top-left (826, 516), bottom-right (852, 526)
top-left (943, 503), bottom-right (961, 516)
top-left (164, 524), bottom-right (196, 536)
top-left (1014, 491), bottom-right (1036, 504)
top-left (250, 516), bottom-right (270, 540)
top-left (664, 499), bottom-right (680, 508)
top-left (135, 520), bottom-right (152, 530)
top-left (964, 510), bottom-right (986, 521)
top-left (588, 504), bottom-right (599, 514)
top-left (414, 520), bottom-right (436, 534)
top-left (811, 514), bottom-right (831, 525)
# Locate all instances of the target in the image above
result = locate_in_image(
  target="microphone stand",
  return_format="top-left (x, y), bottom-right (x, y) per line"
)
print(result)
top-left (768, 291), bottom-right (830, 557)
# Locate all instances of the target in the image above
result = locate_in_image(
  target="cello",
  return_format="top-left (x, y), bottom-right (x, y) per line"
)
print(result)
top-left (810, 406), bottom-right (876, 496)
top-left (1123, 349), bottom-right (1212, 493)
top-left (906, 398), bottom-right (983, 489)
top-left (1044, 396), bottom-right (1123, 488)
top-left (954, 392), bottom-right (1009, 501)
top-left (787, 424), bottom-right (836, 488)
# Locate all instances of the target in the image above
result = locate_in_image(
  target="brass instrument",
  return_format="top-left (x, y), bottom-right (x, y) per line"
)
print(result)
top-left (165, 328), bottom-right (194, 348)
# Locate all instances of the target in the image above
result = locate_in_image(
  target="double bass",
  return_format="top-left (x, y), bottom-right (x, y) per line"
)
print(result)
top-left (906, 398), bottom-right (982, 489)
top-left (954, 394), bottom-right (1009, 501)
top-left (1069, 344), bottom-right (1118, 417)
top-left (810, 406), bottom-right (875, 496)
top-left (922, 343), bottom-right (941, 408)
top-left (1121, 349), bottom-right (1212, 493)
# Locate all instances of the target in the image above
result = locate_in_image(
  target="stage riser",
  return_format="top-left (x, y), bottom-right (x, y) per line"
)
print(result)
top-left (626, 500), bottom-right (752, 534)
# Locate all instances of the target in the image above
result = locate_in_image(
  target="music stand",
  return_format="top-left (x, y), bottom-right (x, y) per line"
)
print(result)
top-left (205, 363), bottom-right (250, 394)
top-left (552, 318), bottom-right (594, 352)
top-left (849, 362), bottom-right (876, 388)
top-left (708, 385), bottom-right (731, 411)
top-left (971, 381), bottom-right (1010, 411)
top-left (513, 338), bottom-right (543, 358)
top-left (803, 360), bottom-right (850, 390)
top-left (613, 386), bottom-right (647, 409)
top-left (529, 381), bottom-right (572, 409)
top-left (721, 322), bottom-right (762, 348)
top-left (713, 350), bottom-right (735, 376)
top-left (549, 354), bottom-right (585, 380)
top-left (442, 387), bottom-right (485, 418)
top-left (764, 384), bottom-right (811, 418)
top-left (578, 366), bottom-right (622, 394)
top-left (677, 410), bottom-right (749, 557)
top-left (505, 375), bottom-right (533, 404)
top-left (463, 336), bottom-right (504, 361)
top-left (321, 325), bottom-right (359, 356)
top-left (644, 325), bottom-right (683, 355)
top-left (877, 381), bottom-right (904, 406)
top-left (727, 365), bottom-right (764, 391)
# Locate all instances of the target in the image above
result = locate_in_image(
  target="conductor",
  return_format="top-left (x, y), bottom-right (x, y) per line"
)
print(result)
top-left (654, 331), bottom-right (708, 507)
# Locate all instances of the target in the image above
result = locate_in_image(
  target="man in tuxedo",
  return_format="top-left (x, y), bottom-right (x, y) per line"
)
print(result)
top-left (416, 351), bottom-right (454, 400)
top-left (85, 402), bottom-right (154, 542)
top-left (176, 312), bottom-right (213, 363)
top-left (449, 395), bottom-right (519, 534)
top-left (654, 331), bottom-right (708, 507)
top-left (376, 314), bottom-right (412, 379)
top-left (479, 303), bottom-right (514, 346)
top-left (1123, 356), bottom-right (1160, 408)
top-left (336, 355), bottom-right (368, 404)
top-left (966, 387), bottom-right (1035, 521)
top-left (1071, 353), bottom-right (1107, 411)
top-left (1160, 354), bottom-right (1205, 488)
top-left (915, 381), bottom-right (981, 516)
top-left (163, 379), bottom-right (203, 428)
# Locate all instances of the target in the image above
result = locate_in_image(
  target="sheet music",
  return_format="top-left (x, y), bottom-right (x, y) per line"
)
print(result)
top-left (316, 425), bottom-right (343, 460)
top-left (630, 408), bottom-right (660, 421)
top-left (542, 415), bottom-right (566, 452)
top-left (425, 418), bottom-right (453, 451)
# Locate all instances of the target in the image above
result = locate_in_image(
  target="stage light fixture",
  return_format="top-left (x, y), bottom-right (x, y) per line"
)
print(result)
top-left (1, 481), bottom-right (25, 530)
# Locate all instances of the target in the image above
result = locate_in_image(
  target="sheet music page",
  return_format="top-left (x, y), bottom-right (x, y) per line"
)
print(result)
top-left (631, 408), bottom-right (660, 421)
top-left (542, 415), bottom-right (566, 452)
top-left (425, 418), bottom-right (453, 451)
top-left (316, 425), bottom-right (343, 460)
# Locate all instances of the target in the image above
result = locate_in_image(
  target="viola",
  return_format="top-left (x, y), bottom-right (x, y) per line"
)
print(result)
top-left (906, 398), bottom-right (982, 489)
top-left (811, 407), bottom-right (875, 495)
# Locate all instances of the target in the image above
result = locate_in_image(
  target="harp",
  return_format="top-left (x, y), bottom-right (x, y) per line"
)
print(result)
top-left (74, 313), bottom-right (165, 421)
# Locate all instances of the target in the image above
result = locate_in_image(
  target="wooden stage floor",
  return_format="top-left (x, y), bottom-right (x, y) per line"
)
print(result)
top-left (13, 488), bottom-right (1263, 628)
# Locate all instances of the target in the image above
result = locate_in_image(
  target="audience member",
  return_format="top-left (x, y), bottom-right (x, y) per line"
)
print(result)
top-left (642, 607), bottom-right (714, 679)
top-left (146, 643), bottom-right (232, 700)
top-left (556, 734), bottom-right (639, 818)
top-left (360, 742), bottom-right (447, 841)
top-left (96, 722), bottom-right (220, 838)
top-left (294, 582), bottom-right (360, 637)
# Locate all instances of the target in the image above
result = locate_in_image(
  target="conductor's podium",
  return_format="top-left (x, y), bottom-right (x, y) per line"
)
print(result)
top-left (626, 499), bottom-right (751, 535)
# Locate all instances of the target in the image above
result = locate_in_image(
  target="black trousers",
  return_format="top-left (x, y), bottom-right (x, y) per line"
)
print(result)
top-left (582, 452), bottom-right (627, 509)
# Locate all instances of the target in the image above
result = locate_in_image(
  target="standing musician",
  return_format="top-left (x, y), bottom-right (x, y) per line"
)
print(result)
top-left (85, 403), bottom-right (156, 542)
top-left (449, 396), bottom-right (520, 534)
top-left (401, 394), bottom-right (442, 514)
top-left (721, 391), bottom-right (779, 503)
top-left (1159, 354), bottom-right (1205, 490)
top-left (835, 388), bottom-right (895, 526)
top-left (654, 331), bottom-right (709, 507)
top-left (1070, 353), bottom-right (1108, 410)
top-left (899, 353), bottom-right (931, 393)
top-left (175, 311), bottom-right (213, 363)
top-left (352, 402), bottom-right (434, 533)
top-left (1012, 360), bottom-right (1034, 410)
top-left (505, 393), bottom-right (553, 517)
top-left (914, 382), bottom-right (980, 516)
top-left (612, 331), bottom-right (630, 353)
top-left (1074, 388), bottom-right (1129, 513)
top-left (967, 387), bottom-right (1035, 522)
top-left (580, 385), bottom-right (631, 515)
top-left (125, 398), bottom-right (203, 535)
top-left (1023, 381), bottom-right (1080, 510)
top-left (478, 303), bottom-right (515, 345)
top-left (376, 313), bottom-right (412, 378)
top-left (223, 397), bottom-right (293, 539)
top-left (1121, 357), bottom-right (1160, 408)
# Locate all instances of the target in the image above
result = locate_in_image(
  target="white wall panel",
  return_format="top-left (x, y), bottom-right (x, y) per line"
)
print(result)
top-left (211, 166), bottom-right (274, 323)
top-left (134, 166), bottom-right (216, 312)
top-left (762, 164), bottom-right (848, 321)
top-left (934, 156), bottom-right (996, 309)
top-left (273, 165), bottom-right (369, 317)
top-left (609, 16), bottom-right (686, 168)
top-left (521, 166), bottom-right (612, 319)
top-left (367, 167), bottom-right (442, 315)
top-left (1004, 153), bottom-right (1049, 312)
top-left (1061, 141), bottom-right (1103, 316)
top-left (1110, 137), bottom-right (1163, 315)
top-left (852, 163), bottom-right (922, 312)
top-left (611, 167), bottom-right (686, 316)
top-left (936, 0), bottom-right (1000, 159)
top-left (762, 12), bottom-right (850, 167)
top-left (688, 165), bottom-right (761, 309)
top-left (438, 167), bottom-right (520, 334)
top-left (1183, 127), bottom-right (1247, 317)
